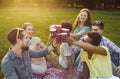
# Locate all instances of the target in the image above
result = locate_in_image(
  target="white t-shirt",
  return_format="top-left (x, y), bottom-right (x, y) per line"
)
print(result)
top-left (59, 42), bottom-right (74, 69)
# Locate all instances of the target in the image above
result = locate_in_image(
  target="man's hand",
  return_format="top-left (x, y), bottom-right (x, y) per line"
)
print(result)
top-left (62, 36), bottom-right (74, 45)
top-left (114, 66), bottom-right (120, 77)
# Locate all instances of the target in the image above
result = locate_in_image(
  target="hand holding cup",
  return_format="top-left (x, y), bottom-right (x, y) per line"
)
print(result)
top-left (62, 36), bottom-right (74, 45)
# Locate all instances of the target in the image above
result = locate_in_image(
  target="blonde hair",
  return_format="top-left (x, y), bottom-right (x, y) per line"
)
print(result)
top-left (73, 8), bottom-right (92, 31)
top-left (21, 22), bottom-right (33, 30)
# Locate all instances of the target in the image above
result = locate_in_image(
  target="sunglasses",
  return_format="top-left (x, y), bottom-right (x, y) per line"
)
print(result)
top-left (16, 28), bottom-right (24, 40)
top-left (94, 21), bottom-right (102, 24)
top-left (16, 28), bottom-right (20, 40)
top-left (91, 29), bottom-right (98, 31)
top-left (93, 21), bottom-right (103, 27)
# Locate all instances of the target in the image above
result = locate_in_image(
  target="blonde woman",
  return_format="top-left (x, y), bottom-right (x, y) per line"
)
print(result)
top-left (22, 22), bottom-right (47, 75)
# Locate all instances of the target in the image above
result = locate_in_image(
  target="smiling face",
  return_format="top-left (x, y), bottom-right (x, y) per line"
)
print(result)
top-left (91, 25), bottom-right (104, 35)
top-left (25, 25), bottom-right (34, 37)
top-left (79, 11), bottom-right (88, 23)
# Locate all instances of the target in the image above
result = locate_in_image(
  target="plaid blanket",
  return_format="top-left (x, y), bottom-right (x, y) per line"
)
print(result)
top-left (33, 62), bottom-right (80, 79)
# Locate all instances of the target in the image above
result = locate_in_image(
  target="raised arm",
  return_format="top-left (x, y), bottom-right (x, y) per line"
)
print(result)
top-left (29, 45), bottom-right (55, 58)
top-left (71, 26), bottom-right (90, 38)
top-left (71, 30), bottom-right (86, 38)
top-left (74, 41), bottom-right (107, 56)
top-left (38, 40), bottom-right (46, 48)
top-left (63, 36), bottom-right (107, 56)
top-left (46, 35), bottom-right (54, 46)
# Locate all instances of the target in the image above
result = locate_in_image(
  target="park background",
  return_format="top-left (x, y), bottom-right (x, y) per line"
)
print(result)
top-left (0, 0), bottom-right (120, 78)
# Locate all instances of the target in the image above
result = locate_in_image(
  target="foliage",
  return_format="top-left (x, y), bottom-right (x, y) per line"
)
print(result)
top-left (0, 0), bottom-right (120, 9)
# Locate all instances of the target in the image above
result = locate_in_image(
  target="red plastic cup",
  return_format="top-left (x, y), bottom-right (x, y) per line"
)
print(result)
top-left (61, 28), bottom-right (70, 36)
top-left (56, 34), bottom-right (61, 44)
top-left (55, 25), bottom-right (62, 34)
top-left (60, 33), bottom-right (67, 36)
top-left (50, 28), bottom-right (56, 38)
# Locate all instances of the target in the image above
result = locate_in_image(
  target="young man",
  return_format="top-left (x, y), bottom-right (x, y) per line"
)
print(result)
top-left (1, 28), bottom-right (56, 79)
top-left (63, 32), bottom-right (119, 79)
top-left (74, 21), bottom-right (120, 77)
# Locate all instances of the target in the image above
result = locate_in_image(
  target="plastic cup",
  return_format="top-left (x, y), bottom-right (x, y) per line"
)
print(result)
top-left (60, 33), bottom-right (67, 36)
top-left (50, 28), bottom-right (56, 38)
top-left (56, 34), bottom-right (61, 44)
top-left (50, 25), bottom-right (56, 29)
top-left (61, 28), bottom-right (70, 36)
top-left (55, 25), bottom-right (62, 34)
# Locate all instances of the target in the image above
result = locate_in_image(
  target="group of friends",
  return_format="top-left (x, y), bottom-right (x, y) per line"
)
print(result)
top-left (1, 8), bottom-right (120, 79)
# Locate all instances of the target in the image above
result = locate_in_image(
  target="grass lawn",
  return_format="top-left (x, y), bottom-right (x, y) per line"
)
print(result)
top-left (0, 8), bottom-right (120, 78)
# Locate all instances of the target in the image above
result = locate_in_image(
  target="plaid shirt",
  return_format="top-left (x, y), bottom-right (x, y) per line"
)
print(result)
top-left (74, 35), bottom-right (120, 72)
top-left (100, 36), bottom-right (120, 65)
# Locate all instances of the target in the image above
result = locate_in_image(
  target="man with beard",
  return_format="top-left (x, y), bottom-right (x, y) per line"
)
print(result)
top-left (1, 28), bottom-right (56, 79)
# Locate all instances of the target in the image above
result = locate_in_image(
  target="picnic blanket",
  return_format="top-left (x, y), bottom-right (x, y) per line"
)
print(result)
top-left (33, 61), bottom-right (80, 79)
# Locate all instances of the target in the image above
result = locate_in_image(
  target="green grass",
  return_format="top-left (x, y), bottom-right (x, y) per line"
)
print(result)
top-left (0, 8), bottom-right (120, 78)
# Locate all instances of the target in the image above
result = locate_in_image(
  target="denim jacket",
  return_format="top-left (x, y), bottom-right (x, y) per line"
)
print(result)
top-left (1, 48), bottom-right (48, 79)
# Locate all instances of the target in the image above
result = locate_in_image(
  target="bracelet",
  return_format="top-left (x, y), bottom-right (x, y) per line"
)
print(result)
top-left (52, 44), bottom-right (56, 49)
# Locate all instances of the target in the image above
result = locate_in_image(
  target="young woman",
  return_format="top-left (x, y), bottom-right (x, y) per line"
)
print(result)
top-left (71, 8), bottom-right (92, 41)
top-left (22, 22), bottom-right (47, 75)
